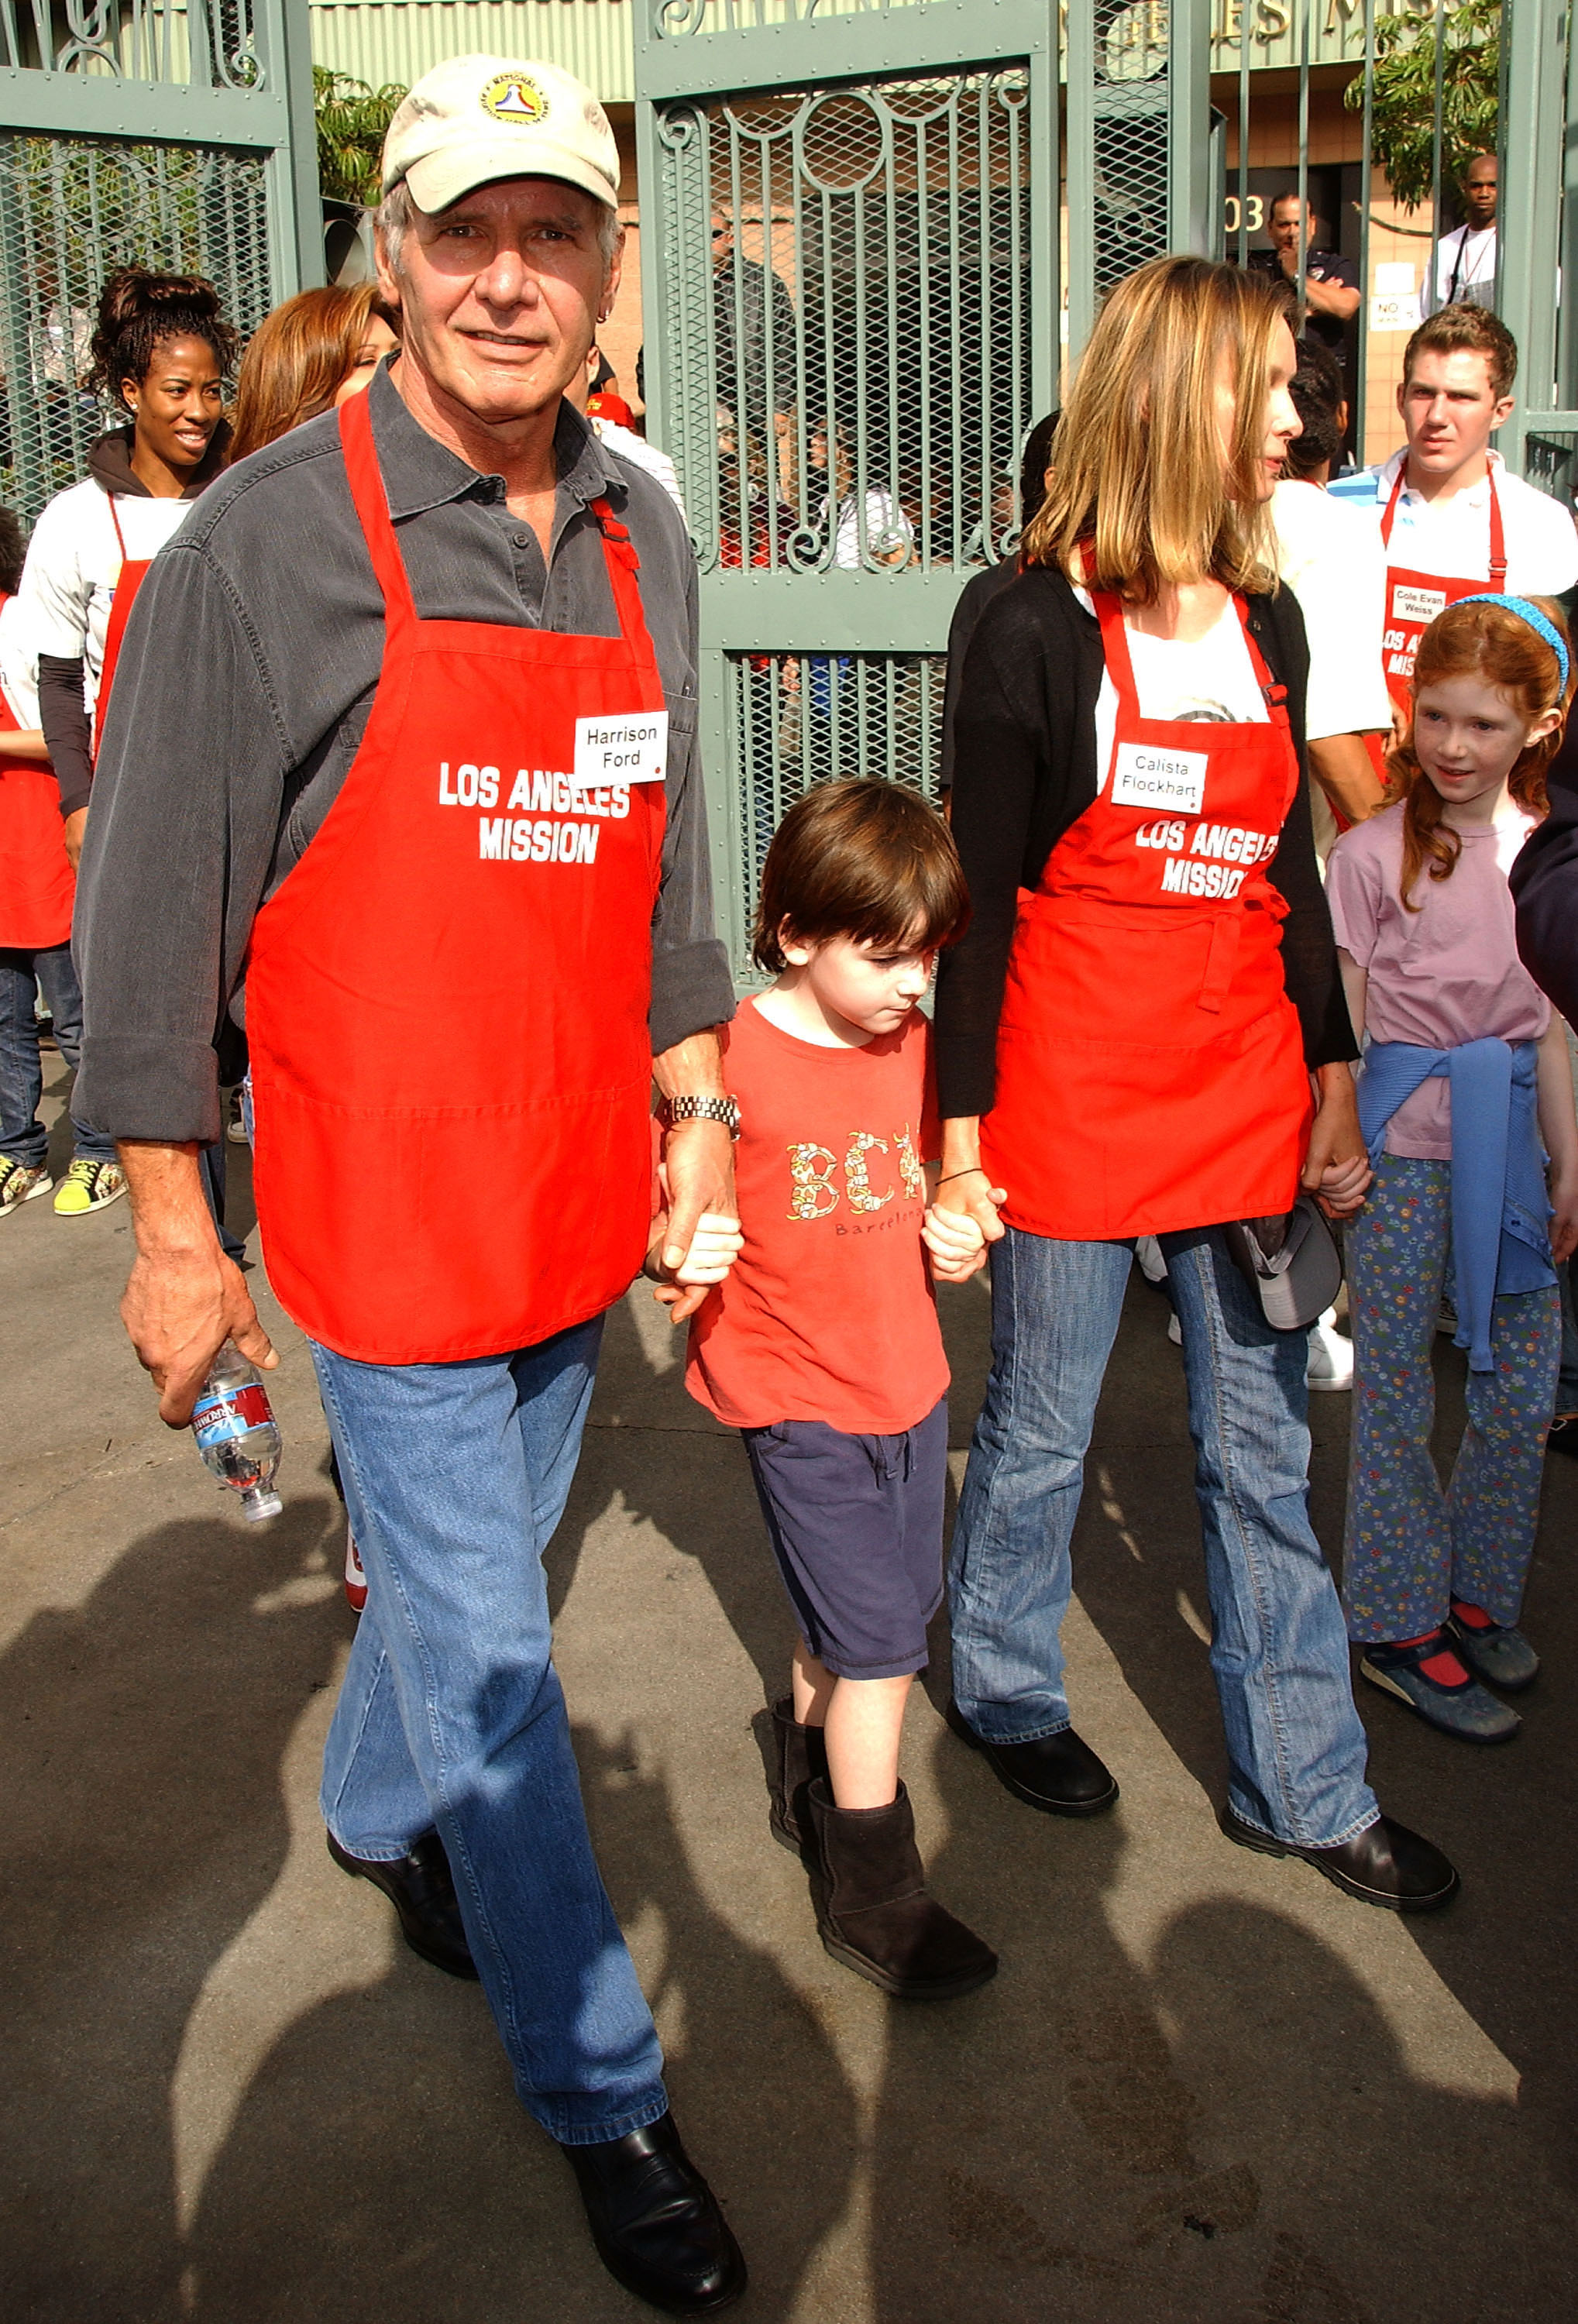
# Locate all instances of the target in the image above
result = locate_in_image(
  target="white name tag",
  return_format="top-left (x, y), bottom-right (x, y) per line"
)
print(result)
top-left (1392, 583), bottom-right (1447, 625)
top-left (574, 710), bottom-right (668, 787)
top-left (1111, 741), bottom-right (1208, 816)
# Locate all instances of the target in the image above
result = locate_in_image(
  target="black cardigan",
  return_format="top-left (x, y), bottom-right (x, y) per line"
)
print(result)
top-left (933, 566), bottom-right (1360, 1120)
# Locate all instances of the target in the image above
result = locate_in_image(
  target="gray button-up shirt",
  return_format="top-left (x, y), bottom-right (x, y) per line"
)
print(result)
top-left (75, 363), bottom-right (733, 1146)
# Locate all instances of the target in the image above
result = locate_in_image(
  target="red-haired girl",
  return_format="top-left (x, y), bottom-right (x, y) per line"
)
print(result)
top-left (1329, 595), bottom-right (1578, 1741)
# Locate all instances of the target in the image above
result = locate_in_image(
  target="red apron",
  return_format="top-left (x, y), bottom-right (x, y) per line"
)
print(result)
top-left (246, 390), bottom-right (668, 1363)
top-left (1377, 462), bottom-right (1506, 717)
top-left (0, 595), bottom-right (74, 949)
top-left (982, 592), bottom-right (1312, 1240)
top-left (95, 500), bottom-right (153, 751)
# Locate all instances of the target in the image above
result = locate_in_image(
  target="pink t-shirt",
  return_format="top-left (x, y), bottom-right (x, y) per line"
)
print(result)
top-left (1325, 800), bottom-right (1549, 1160)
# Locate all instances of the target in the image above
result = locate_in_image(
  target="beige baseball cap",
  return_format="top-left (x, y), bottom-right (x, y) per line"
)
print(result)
top-left (381, 54), bottom-right (621, 215)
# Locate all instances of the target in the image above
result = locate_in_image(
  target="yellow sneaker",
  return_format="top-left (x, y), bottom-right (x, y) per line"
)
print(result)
top-left (53, 1157), bottom-right (127, 1216)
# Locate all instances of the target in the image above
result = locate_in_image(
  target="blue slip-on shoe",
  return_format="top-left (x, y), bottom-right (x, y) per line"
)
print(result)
top-left (1360, 1632), bottom-right (1520, 1742)
top-left (1447, 1612), bottom-right (1540, 1694)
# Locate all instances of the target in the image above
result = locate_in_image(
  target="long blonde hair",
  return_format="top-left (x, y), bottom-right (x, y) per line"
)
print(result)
top-left (1022, 255), bottom-right (1286, 603)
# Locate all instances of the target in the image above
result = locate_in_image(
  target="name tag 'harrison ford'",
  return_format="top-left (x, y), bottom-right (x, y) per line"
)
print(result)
top-left (1111, 741), bottom-right (1208, 817)
top-left (574, 710), bottom-right (669, 788)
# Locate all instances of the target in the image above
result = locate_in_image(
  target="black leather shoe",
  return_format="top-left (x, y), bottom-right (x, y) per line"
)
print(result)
top-left (326, 1829), bottom-right (480, 1978)
top-left (562, 2111), bottom-right (748, 2316)
top-left (946, 1700), bottom-right (1119, 1817)
top-left (1219, 1807), bottom-right (1459, 1913)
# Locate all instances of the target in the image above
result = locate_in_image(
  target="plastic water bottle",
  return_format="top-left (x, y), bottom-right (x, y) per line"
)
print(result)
top-left (191, 1340), bottom-right (283, 1522)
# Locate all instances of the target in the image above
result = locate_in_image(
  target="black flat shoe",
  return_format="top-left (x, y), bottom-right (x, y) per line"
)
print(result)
top-left (326, 1828), bottom-right (480, 1978)
top-left (945, 1700), bottom-right (1119, 1817)
top-left (1219, 1807), bottom-right (1459, 1913)
top-left (562, 2111), bottom-right (748, 2316)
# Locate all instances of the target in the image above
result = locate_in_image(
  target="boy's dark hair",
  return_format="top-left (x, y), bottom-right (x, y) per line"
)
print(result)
top-left (1284, 335), bottom-right (1343, 480)
top-left (0, 506), bottom-right (26, 596)
top-left (752, 779), bottom-right (970, 975)
top-left (1019, 410), bottom-right (1060, 526)
top-left (1403, 301), bottom-right (1517, 400)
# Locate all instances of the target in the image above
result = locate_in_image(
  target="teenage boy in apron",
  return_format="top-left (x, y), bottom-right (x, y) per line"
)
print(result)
top-left (75, 58), bottom-right (747, 2318)
top-left (1331, 305), bottom-right (1578, 732)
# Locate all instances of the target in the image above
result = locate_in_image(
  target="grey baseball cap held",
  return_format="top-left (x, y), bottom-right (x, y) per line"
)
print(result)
top-left (381, 54), bottom-right (621, 215)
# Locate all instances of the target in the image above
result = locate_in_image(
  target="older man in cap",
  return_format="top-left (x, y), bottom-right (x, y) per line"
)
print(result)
top-left (76, 55), bottom-right (747, 2316)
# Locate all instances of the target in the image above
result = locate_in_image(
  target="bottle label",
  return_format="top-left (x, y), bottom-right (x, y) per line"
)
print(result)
top-left (192, 1383), bottom-right (272, 1446)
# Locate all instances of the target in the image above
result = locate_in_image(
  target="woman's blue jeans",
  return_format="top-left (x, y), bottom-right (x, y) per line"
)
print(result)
top-left (311, 1319), bottom-right (668, 2144)
top-left (949, 1225), bottom-right (1378, 1850)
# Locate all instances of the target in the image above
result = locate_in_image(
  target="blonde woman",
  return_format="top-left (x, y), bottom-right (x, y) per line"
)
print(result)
top-left (933, 256), bottom-right (1459, 1913)
top-left (228, 283), bottom-right (399, 463)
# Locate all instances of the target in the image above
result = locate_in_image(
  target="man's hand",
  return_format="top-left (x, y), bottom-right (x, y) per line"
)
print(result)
top-left (118, 1141), bottom-right (276, 1425)
top-left (1301, 1064), bottom-right (1371, 1220)
top-left (63, 807), bottom-right (88, 870)
top-left (646, 1202), bottom-right (743, 1323)
top-left (655, 1120), bottom-right (737, 1322)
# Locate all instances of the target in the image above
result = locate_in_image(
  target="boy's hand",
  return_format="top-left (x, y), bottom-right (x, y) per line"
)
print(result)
top-left (1551, 1162), bottom-right (1578, 1264)
top-left (923, 1202), bottom-right (988, 1283)
top-left (645, 1207), bottom-right (744, 1324)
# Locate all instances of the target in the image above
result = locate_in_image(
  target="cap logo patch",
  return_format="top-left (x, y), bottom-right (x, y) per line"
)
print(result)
top-left (481, 71), bottom-right (548, 125)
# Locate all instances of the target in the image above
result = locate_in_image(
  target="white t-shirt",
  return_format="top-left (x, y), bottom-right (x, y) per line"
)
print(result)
top-left (1078, 590), bottom-right (1267, 789)
top-left (0, 593), bottom-right (41, 729)
top-left (823, 490), bottom-right (913, 570)
top-left (591, 417), bottom-right (687, 517)
top-left (1273, 479), bottom-right (1392, 742)
top-left (1424, 225), bottom-right (1497, 315)
top-left (16, 477), bottom-right (194, 708)
top-left (1348, 449), bottom-right (1578, 599)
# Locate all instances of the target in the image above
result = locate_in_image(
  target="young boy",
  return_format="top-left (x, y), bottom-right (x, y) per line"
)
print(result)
top-left (657, 780), bottom-right (997, 2000)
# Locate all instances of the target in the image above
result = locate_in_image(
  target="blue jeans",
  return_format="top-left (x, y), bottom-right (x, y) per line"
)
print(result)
top-left (312, 1320), bottom-right (667, 2144)
top-left (0, 943), bottom-right (115, 1167)
top-left (949, 1225), bottom-right (1378, 1849)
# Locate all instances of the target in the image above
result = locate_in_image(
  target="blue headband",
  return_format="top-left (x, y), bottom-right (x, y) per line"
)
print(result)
top-left (1455, 593), bottom-right (1570, 700)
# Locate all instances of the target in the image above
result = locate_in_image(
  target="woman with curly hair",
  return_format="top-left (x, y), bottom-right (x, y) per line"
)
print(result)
top-left (1329, 594), bottom-right (1578, 1741)
top-left (12, 266), bottom-right (235, 1215)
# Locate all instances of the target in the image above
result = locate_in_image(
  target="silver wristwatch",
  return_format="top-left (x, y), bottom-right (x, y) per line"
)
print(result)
top-left (663, 1093), bottom-right (741, 1139)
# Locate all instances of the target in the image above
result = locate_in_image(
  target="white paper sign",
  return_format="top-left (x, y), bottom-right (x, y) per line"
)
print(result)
top-left (1111, 740), bottom-right (1208, 816)
top-left (1370, 290), bottom-right (1421, 335)
top-left (573, 710), bottom-right (669, 787)
top-left (1392, 583), bottom-right (1448, 625)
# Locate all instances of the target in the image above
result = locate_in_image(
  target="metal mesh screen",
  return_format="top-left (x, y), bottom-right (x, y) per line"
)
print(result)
top-left (731, 648), bottom-right (947, 937)
top-left (0, 132), bottom-right (271, 522)
top-left (656, 65), bottom-right (1033, 575)
top-left (1091, 0), bottom-right (1171, 300)
top-left (0, 0), bottom-right (264, 89)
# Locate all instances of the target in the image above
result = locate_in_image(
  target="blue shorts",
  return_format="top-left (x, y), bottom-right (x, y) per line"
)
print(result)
top-left (741, 1397), bottom-right (948, 1679)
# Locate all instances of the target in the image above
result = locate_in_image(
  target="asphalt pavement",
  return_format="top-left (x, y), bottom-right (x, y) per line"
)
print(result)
top-left (5, 1062), bottom-right (1576, 2323)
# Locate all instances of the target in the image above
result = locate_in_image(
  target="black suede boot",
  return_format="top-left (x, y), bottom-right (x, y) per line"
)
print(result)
top-left (806, 1779), bottom-right (998, 2000)
top-left (768, 1697), bottom-right (828, 1858)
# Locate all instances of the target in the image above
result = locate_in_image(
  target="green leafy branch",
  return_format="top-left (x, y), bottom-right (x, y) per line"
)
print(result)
top-left (1343, 0), bottom-right (1500, 211)
top-left (314, 67), bottom-right (407, 209)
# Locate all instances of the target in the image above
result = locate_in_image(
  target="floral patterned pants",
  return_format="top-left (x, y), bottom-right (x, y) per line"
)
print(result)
top-left (1343, 1153), bottom-right (1559, 1642)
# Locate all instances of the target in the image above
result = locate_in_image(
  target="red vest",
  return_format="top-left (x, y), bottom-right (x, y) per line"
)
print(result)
top-left (982, 593), bottom-right (1312, 1239)
top-left (1378, 462), bottom-right (1507, 716)
top-left (246, 390), bottom-right (668, 1362)
top-left (0, 595), bottom-right (74, 949)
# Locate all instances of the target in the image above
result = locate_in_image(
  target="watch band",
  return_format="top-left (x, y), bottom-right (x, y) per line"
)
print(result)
top-left (664, 1093), bottom-right (741, 1138)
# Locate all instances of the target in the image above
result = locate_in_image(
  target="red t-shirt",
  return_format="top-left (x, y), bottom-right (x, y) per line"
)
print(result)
top-left (686, 998), bottom-right (947, 1434)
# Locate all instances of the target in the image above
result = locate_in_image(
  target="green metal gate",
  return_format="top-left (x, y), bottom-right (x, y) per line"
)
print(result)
top-left (0, 0), bottom-right (321, 522)
top-left (636, 0), bottom-right (1067, 978)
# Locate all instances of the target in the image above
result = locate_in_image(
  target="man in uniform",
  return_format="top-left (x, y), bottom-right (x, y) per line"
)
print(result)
top-left (75, 55), bottom-right (748, 2318)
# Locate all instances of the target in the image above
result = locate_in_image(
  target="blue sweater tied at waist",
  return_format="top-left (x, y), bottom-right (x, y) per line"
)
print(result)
top-left (1356, 1037), bottom-right (1554, 1372)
